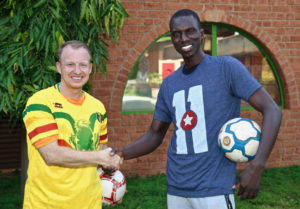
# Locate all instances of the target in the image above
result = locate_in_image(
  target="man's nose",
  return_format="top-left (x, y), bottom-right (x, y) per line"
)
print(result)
top-left (181, 32), bottom-right (189, 42)
top-left (74, 64), bottom-right (81, 73)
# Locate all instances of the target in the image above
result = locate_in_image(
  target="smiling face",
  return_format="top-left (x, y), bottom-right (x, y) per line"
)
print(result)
top-left (170, 15), bottom-right (204, 67)
top-left (56, 45), bottom-right (92, 94)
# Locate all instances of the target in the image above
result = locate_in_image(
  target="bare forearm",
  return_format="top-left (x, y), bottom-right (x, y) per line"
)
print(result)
top-left (120, 119), bottom-right (170, 160)
top-left (121, 131), bottom-right (163, 160)
top-left (39, 141), bottom-right (120, 168)
top-left (234, 88), bottom-right (282, 200)
top-left (42, 146), bottom-right (99, 167)
top-left (253, 105), bottom-right (282, 166)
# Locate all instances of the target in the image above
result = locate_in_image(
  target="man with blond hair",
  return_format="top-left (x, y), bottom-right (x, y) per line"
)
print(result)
top-left (23, 40), bottom-right (121, 209)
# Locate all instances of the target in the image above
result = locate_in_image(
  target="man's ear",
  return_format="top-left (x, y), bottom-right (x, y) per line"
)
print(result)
top-left (200, 28), bottom-right (204, 39)
top-left (88, 63), bottom-right (93, 74)
top-left (56, 62), bottom-right (62, 74)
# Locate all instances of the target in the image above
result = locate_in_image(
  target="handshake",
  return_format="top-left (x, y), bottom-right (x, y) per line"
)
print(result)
top-left (98, 147), bottom-right (123, 174)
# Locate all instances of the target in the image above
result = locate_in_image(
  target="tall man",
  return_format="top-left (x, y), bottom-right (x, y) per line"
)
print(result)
top-left (115, 9), bottom-right (282, 209)
top-left (22, 40), bottom-right (121, 209)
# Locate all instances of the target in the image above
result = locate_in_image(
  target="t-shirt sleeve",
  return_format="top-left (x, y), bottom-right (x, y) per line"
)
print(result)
top-left (22, 94), bottom-right (59, 149)
top-left (224, 56), bottom-right (262, 101)
top-left (154, 81), bottom-right (172, 124)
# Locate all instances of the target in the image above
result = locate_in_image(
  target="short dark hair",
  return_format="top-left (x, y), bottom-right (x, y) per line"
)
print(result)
top-left (57, 40), bottom-right (91, 62)
top-left (169, 9), bottom-right (202, 31)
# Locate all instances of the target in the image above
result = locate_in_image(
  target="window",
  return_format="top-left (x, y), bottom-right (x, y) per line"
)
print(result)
top-left (121, 23), bottom-right (283, 113)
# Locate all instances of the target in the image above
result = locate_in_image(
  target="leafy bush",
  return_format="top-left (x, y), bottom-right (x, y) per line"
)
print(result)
top-left (0, 0), bottom-right (128, 123)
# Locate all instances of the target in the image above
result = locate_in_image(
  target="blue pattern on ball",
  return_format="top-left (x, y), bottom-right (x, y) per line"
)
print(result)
top-left (219, 118), bottom-right (261, 161)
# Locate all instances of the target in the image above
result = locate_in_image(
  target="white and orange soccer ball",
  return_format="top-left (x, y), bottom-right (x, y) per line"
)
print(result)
top-left (97, 168), bottom-right (126, 206)
top-left (218, 118), bottom-right (261, 163)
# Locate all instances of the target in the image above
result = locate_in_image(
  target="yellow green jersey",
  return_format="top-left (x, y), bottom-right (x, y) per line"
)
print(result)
top-left (22, 84), bottom-right (108, 209)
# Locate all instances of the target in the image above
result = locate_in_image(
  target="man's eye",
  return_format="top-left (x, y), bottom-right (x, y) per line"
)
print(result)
top-left (68, 63), bottom-right (74, 66)
top-left (172, 32), bottom-right (180, 38)
top-left (187, 29), bottom-right (196, 34)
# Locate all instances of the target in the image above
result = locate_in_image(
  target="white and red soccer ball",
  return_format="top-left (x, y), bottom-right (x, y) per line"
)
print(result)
top-left (218, 118), bottom-right (261, 163)
top-left (97, 168), bottom-right (126, 206)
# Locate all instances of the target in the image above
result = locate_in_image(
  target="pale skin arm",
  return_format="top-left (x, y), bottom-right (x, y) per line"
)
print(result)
top-left (235, 87), bottom-right (282, 199)
top-left (39, 140), bottom-right (121, 169)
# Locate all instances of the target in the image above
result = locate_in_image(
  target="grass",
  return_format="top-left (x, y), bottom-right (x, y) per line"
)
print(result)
top-left (0, 166), bottom-right (299, 209)
top-left (0, 174), bottom-right (22, 209)
top-left (234, 166), bottom-right (300, 209)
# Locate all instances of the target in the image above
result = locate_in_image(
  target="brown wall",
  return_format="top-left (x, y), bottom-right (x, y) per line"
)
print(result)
top-left (1, 0), bottom-right (299, 177)
top-left (90, 0), bottom-right (300, 177)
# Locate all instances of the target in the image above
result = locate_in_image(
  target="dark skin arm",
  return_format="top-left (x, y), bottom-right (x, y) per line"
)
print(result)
top-left (116, 119), bottom-right (170, 160)
top-left (235, 87), bottom-right (282, 200)
top-left (115, 88), bottom-right (281, 200)
top-left (110, 120), bottom-right (169, 206)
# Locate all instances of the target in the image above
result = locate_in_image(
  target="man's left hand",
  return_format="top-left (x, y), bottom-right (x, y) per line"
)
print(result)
top-left (233, 162), bottom-right (264, 199)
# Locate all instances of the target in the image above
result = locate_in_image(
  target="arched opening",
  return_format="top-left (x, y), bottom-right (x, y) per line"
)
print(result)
top-left (121, 23), bottom-right (284, 113)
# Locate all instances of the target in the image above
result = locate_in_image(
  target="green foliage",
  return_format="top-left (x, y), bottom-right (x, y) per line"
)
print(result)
top-left (0, 0), bottom-right (129, 122)
top-left (148, 72), bottom-right (162, 85)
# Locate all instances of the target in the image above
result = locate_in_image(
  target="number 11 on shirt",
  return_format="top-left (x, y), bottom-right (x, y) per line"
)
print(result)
top-left (172, 85), bottom-right (208, 155)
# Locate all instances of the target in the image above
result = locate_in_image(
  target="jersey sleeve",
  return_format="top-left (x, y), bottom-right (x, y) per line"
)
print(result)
top-left (22, 93), bottom-right (58, 149)
top-left (154, 80), bottom-right (172, 123)
top-left (224, 56), bottom-right (262, 101)
top-left (99, 111), bottom-right (108, 146)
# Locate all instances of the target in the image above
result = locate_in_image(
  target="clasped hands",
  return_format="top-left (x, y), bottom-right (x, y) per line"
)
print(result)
top-left (99, 147), bottom-right (123, 175)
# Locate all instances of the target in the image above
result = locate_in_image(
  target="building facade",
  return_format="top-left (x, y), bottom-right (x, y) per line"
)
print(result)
top-left (1, 0), bottom-right (299, 178)
top-left (89, 0), bottom-right (300, 177)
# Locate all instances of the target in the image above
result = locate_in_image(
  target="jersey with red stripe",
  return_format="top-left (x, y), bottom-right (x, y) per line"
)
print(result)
top-left (22, 84), bottom-right (107, 209)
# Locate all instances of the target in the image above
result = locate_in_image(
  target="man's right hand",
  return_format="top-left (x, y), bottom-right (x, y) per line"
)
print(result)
top-left (99, 148), bottom-right (122, 170)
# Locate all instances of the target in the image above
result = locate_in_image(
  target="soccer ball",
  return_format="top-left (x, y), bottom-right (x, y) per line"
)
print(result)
top-left (97, 168), bottom-right (126, 206)
top-left (218, 118), bottom-right (261, 163)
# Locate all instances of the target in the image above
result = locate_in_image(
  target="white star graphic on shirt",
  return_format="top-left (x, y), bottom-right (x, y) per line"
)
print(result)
top-left (183, 114), bottom-right (193, 126)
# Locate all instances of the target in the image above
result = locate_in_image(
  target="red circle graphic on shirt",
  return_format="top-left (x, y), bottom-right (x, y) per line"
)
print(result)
top-left (180, 110), bottom-right (197, 131)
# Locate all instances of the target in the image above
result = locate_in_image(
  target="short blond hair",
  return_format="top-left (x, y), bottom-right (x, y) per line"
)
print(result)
top-left (57, 40), bottom-right (91, 62)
